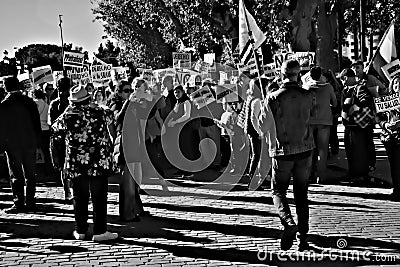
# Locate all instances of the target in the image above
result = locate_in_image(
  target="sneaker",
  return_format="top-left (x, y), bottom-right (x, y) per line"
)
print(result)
top-left (92, 231), bottom-right (118, 241)
top-left (73, 231), bottom-right (86, 240)
top-left (296, 233), bottom-right (310, 251)
top-left (280, 225), bottom-right (298, 250)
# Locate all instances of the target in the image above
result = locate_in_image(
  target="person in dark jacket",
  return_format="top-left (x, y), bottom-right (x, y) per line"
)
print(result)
top-left (48, 77), bottom-right (72, 202)
top-left (0, 76), bottom-right (41, 213)
top-left (267, 59), bottom-right (315, 251)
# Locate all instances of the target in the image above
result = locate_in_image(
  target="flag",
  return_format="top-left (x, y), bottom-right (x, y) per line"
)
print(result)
top-left (365, 21), bottom-right (397, 84)
top-left (238, 0), bottom-right (266, 51)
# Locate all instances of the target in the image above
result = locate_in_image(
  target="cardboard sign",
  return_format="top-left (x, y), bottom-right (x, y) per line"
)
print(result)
top-left (53, 71), bottom-right (64, 85)
top-left (32, 65), bottom-right (54, 85)
top-left (204, 53), bottom-right (216, 71)
top-left (63, 51), bottom-right (85, 68)
top-left (190, 85), bottom-right (215, 109)
top-left (91, 64), bottom-right (112, 83)
top-left (381, 59), bottom-right (400, 80)
top-left (153, 68), bottom-right (176, 82)
top-left (219, 71), bottom-right (228, 84)
top-left (141, 69), bottom-right (153, 83)
top-left (374, 92), bottom-right (400, 113)
top-left (67, 65), bottom-right (91, 85)
top-left (216, 84), bottom-right (238, 103)
top-left (274, 52), bottom-right (315, 71)
top-left (175, 69), bottom-right (202, 86)
top-left (172, 52), bottom-right (191, 69)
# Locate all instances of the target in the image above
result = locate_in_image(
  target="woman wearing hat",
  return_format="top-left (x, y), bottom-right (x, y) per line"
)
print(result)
top-left (52, 84), bottom-right (118, 241)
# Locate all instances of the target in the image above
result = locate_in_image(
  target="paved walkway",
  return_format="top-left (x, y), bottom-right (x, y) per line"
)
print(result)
top-left (0, 126), bottom-right (399, 266)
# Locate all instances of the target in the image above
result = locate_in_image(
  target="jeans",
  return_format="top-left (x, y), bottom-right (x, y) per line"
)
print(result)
top-left (271, 155), bottom-right (312, 235)
top-left (311, 125), bottom-right (330, 181)
top-left (5, 148), bottom-right (36, 207)
top-left (72, 175), bottom-right (108, 235)
top-left (383, 140), bottom-right (400, 196)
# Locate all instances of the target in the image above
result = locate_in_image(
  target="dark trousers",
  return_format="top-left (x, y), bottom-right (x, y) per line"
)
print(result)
top-left (40, 130), bottom-right (54, 174)
top-left (220, 135), bottom-right (231, 167)
top-left (344, 127), bottom-right (371, 178)
top-left (248, 135), bottom-right (262, 178)
top-left (5, 148), bottom-right (36, 207)
top-left (271, 155), bottom-right (312, 236)
top-left (72, 175), bottom-right (108, 235)
top-left (329, 117), bottom-right (339, 155)
top-left (383, 140), bottom-right (400, 196)
top-left (366, 127), bottom-right (376, 168)
top-left (119, 164), bottom-right (144, 220)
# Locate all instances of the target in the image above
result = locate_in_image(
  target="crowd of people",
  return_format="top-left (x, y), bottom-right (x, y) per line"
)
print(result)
top-left (0, 57), bottom-right (399, 249)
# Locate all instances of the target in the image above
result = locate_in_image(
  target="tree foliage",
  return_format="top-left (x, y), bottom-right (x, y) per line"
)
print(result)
top-left (95, 40), bottom-right (121, 66)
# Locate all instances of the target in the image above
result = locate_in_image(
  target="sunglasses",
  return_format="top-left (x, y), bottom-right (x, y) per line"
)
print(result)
top-left (120, 89), bottom-right (133, 93)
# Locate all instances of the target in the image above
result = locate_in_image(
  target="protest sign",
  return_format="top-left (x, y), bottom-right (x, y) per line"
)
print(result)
top-left (53, 71), bottom-right (64, 85)
top-left (175, 69), bottom-right (202, 86)
top-left (204, 53), bottom-right (216, 71)
top-left (173, 52), bottom-right (191, 69)
top-left (63, 51), bottom-right (85, 68)
top-left (32, 65), bottom-right (54, 85)
top-left (194, 60), bottom-right (210, 73)
top-left (17, 72), bottom-right (33, 90)
top-left (274, 52), bottom-right (315, 71)
top-left (263, 63), bottom-right (277, 79)
top-left (91, 64), bottom-right (112, 83)
top-left (113, 66), bottom-right (129, 81)
top-left (374, 91), bottom-right (400, 113)
top-left (141, 69), bottom-right (153, 83)
top-left (216, 84), bottom-right (238, 103)
top-left (67, 65), bottom-right (91, 85)
top-left (153, 68), bottom-right (176, 82)
top-left (381, 59), bottom-right (400, 80)
top-left (190, 85), bottom-right (215, 109)
top-left (219, 71), bottom-right (228, 84)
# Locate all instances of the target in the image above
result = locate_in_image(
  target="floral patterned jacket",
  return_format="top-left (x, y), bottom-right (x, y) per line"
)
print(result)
top-left (52, 103), bottom-right (114, 179)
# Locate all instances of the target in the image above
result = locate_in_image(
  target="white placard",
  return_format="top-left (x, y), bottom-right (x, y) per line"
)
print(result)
top-left (91, 64), bottom-right (112, 83)
top-left (216, 84), bottom-right (238, 103)
top-left (32, 65), bottom-right (54, 85)
top-left (381, 59), bottom-right (400, 80)
top-left (374, 92), bottom-right (400, 113)
top-left (172, 52), bottom-right (191, 69)
top-left (190, 85), bottom-right (215, 109)
top-left (63, 51), bottom-right (85, 68)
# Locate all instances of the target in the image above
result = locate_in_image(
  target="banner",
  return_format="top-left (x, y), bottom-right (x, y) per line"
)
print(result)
top-left (32, 65), bottom-right (54, 85)
top-left (153, 68), bottom-right (176, 82)
top-left (274, 52), bottom-right (315, 71)
top-left (381, 59), bottom-right (400, 80)
top-left (374, 92), bottom-right (400, 113)
top-left (67, 65), bottom-right (91, 85)
top-left (216, 84), bottom-right (238, 103)
top-left (91, 64), bottom-right (112, 83)
top-left (190, 85), bottom-right (215, 109)
top-left (63, 51), bottom-right (85, 68)
top-left (172, 52), bottom-right (191, 69)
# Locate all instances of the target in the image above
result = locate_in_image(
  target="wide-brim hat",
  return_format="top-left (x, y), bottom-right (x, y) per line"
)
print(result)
top-left (68, 84), bottom-right (91, 103)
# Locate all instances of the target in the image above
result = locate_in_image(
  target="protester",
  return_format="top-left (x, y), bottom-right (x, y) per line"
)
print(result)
top-left (165, 84), bottom-right (201, 174)
top-left (340, 68), bottom-right (375, 184)
top-left (159, 75), bottom-right (177, 121)
top-left (0, 76), bottom-right (41, 213)
top-left (113, 80), bottom-right (147, 222)
top-left (304, 66), bottom-right (337, 184)
top-left (52, 84), bottom-right (118, 241)
top-left (93, 88), bottom-right (107, 108)
top-left (32, 89), bottom-right (54, 177)
top-left (265, 59), bottom-right (315, 251)
top-left (214, 99), bottom-right (234, 171)
top-left (48, 77), bottom-right (73, 202)
top-left (376, 76), bottom-right (400, 202)
top-left (43, 82), bottom-right (56, 104)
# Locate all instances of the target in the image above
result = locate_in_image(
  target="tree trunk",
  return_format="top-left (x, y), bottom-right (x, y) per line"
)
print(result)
top-left (316, 0), bottom-right (338, 71)
top-left (291, 0), bottom-right (318, 51)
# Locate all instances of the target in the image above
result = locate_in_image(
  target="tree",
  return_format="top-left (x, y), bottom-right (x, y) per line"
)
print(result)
top-left (95, 40), bottom-right (120, 66)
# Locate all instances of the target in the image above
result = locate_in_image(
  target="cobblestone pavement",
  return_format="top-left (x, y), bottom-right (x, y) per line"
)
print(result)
top-left (0, 126), bottom-right (399, 267)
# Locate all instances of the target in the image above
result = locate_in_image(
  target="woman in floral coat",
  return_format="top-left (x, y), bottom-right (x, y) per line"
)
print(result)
top-left (52, 85), bottom-right (118, 241)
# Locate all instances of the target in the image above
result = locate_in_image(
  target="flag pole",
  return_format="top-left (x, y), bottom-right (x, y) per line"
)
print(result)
top-left (364, 19), bottom-right (395, 74)
top-left (241, 1), bottom-right (265, 99)
top-left (59, 14), bottom-right (65, 75)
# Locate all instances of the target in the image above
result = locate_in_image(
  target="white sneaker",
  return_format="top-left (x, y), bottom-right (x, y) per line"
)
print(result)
top-left (92, 231), bottom-right (118, 241)
top-left (73, 230), bottom-right (86, 240)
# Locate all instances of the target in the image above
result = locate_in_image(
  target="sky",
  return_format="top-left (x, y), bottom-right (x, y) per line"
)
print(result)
top-left (0, 0), bottom-right (106, 58)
